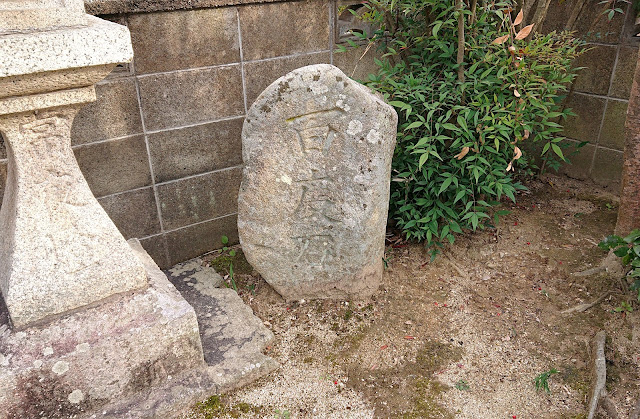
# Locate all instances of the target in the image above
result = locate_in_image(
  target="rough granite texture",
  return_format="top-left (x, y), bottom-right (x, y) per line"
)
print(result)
top-left (0, 16), bottom-right (133, 79)
top-left (96, 256), bottom-right (277, 419)
top-left (84, 0), bottom-right (295, 15)
top-left (0, 8), bottom-right (142, 328)
top-left (0, 243), bottom-right (277, 419)
top-left (0, 240), bottom-right (204, 419)
top-left (238, 64), bottom-right (398, 301)
top-left (0, 0), bottom-right (87, 33)
top-left (0, 106), bottom-right (148, 328)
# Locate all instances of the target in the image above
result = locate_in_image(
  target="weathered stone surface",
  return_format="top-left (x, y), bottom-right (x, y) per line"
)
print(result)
top-left (90, 252), bottom-right (277, 419)
top-left (238, 64), bottom-right (397, 300)
top-left (0, 16), bottom-right (132, 81)
top-left (0, 0), bottom-right (86, 33)
top-left (0, 107), bottom-right (147, 328)
top-left (0, 240), bottom-right (204, 419)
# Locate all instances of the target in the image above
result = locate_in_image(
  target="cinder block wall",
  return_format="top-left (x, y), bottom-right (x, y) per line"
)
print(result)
top-left (543, 2), bottom-right (639, 190)
top-left (0, 0), bottom-right (377, 268)
top-left (0, 0), bottom-right (632, 268)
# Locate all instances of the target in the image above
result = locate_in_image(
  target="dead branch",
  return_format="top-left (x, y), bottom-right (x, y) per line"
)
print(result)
top-left (561, 291), bottom-right (610, 314)
top-left (587, 330), bottom-right (607, 419)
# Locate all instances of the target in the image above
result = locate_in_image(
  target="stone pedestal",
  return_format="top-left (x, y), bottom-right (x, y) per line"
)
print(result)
top-left (0, 241), bottom-right (204, 418)
top-left (0, 3), bottom-right (146, 329)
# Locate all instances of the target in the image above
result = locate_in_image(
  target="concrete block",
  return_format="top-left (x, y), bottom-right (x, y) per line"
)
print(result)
top-left (239, 0), bottom-right (330, 61)
top-left (559, 141), bottom-right (595, 180)
top-left (599, 99), bottom-right (628, 150)
top-left (542, 0), bottom-right (626, 44)
top-left (610, 46), bottom-right (638, 99)
top-left (563, 92), bottom-right (607, 143)
top-left (138, 65), bottom-right (244, 131)
top-left (244, 51), bottom-right (330, 107)
top-left (333, 45), bottom-right (382, 84)
top-left (140, 234), bottom-right (169, 269)
top-left (573, 45), bottom-right (617, 95)
top-left (128, 8), bottom-right (240, 74)
top-left (165, 214), bottom-right (238, 266)
top-left (591, 146), bottom-right (623, 190)
top-left (71, 78), bottom-right (142, 145)
top-left (148, 117), bottom-right (243, 184)
top-left (157, 167), bottom-right (242, 231)
top-left (74, 135), bottom-right (152, 198)
top-left (98, 187), bottom-right (161, 239)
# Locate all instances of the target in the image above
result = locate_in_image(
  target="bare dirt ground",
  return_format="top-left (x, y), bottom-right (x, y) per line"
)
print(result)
top-left (184, 174), bottom-right (640, 418)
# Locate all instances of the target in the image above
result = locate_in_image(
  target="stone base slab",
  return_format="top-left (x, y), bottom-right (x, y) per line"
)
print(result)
top-left (0, 242), bottom-right (277, 419)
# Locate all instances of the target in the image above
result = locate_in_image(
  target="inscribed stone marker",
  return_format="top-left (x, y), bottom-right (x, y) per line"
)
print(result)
top-left (238, 64), bottom-right (397, 300)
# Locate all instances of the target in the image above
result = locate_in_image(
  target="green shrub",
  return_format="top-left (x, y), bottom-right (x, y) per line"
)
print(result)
top-left (341, 0), bottom-right (584, 256)
top-left (599, 229), bottom-right (640, 302)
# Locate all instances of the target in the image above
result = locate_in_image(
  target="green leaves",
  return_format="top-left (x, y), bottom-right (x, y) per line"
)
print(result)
top-left (356, 0), bottom-right (582, 254)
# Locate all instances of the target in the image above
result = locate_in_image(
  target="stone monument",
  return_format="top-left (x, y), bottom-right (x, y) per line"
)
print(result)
top-left (238, 64), bottom-right (398, 301)
top-left (0, 2), bottom-right (275, 417)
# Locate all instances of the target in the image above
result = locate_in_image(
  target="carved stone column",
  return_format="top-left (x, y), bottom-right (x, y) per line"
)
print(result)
top-left (0, 0), bottom-right (147, 328)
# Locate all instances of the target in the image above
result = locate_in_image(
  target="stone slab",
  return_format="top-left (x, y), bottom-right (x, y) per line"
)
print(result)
top-left (0, 0), bottom-right (86, 33)
top-left (0, 242), bottom-right (276, 419)
top-left (238, 64), bottom-right (397, 301)
top-left (97, 254), bottom-right (277, 418)
top-left (0, 240), bottom-right (204, 418)
top-left (0, 16), bottom-right (132, 79)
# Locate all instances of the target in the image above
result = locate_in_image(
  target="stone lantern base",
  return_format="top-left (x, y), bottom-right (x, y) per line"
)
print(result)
top-left (0, 241), bottom-right (277, 419)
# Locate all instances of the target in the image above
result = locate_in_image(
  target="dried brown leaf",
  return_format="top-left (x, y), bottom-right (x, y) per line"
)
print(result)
top-left (514, 24), bottom-right (534, 40)
top-left (454, 146), bottom-right (470, 160)
top-left (492, 34), bottom-right (509, 44)
top-left (506, 162), bottom-right (513, 172)
top-left (514, 146), bottom-right (522, 160)
top-left (523, 129), bottom-right (530, 140)
top-left (513, 9), bottom-right (524, 26)
top-left (514, 89), bottom-right (521, 98)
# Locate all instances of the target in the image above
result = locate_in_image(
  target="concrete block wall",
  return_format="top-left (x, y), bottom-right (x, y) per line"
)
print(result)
top-left (0, 0), bottom-right (379, 268)
top-left (543, 2), bottom-right (639, 191)
top-left (2, 0), bottom-right (629, 268)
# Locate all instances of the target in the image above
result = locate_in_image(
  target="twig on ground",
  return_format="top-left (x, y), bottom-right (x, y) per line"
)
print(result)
top-left (629, 396), bottom-right (640, 419)
top-left (572, 266), bottom-right (606, 277)
top-left (561, 292), bottom-right (610, 314)
top-left (443, 255), bottom-right (468, 278)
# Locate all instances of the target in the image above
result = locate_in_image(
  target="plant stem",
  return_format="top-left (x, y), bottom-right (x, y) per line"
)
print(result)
top-left (456, 0), bottom-right (465, 84)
